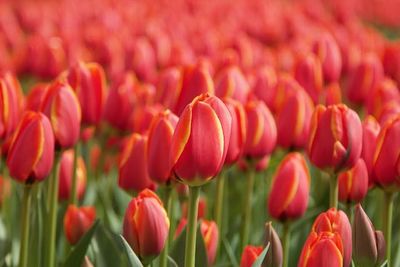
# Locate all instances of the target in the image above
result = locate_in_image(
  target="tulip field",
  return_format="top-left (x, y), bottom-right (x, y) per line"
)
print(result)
top-left (2, 0), bottom-right (400, 266)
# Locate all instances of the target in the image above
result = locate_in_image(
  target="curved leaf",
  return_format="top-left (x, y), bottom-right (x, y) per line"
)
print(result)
top-left (251, 243), bottom-right (270, 267)
top-left (119, 235), bottom-right (143, 267)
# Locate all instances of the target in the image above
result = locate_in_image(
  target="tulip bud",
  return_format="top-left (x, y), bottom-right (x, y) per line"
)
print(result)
top-left (182, 195), bottom-right (207, 219)
top-left (298, 231), bottom-right (344, 267)
top-left (251, 65), bottom-right (277, 110)
top-left (275, 88), bottom-right (314, 149)
top-left (383, 41), bottom-right (400, 85)
top-left (223, 98), bottom-right (247, 165)
top-left (361, 116), bottom-right (380, 186)
top-left (366, 78), bottom-right (400, 119)
top-left (215, 66), bottom-right (250, 104)
top-left (240, 245), bottom-right (263, 267)
top-left (263, 222), bottom-right (283, 267)
top-left (377, 101), bottom-right (400, 125)
top-left (155, 67), bottom-right (182, 110)
top-left (123, 189), bottom-right (169, 263)
top-left (338, 159), bottom-right (368, 203)
top-left (353, 204), bottom-right (386, 267)
top-left (200, 220), bottom-right (219, 266)
top-left (26, 83), bottom-right (49, 112)
top-left (321, 83), bottom-right (342, 106)
top-left (268, 152), bottom-right (310, 220)
top-left (132, 105), bottom-right (162, 134)
top-left (40, 81), bottom-right (81, 149)
top-left (373, 116), bottom-right (400, 188)
top-left (147, 110), bottom-right (178, 184)
top-left (6, 111), bottom-right (54, 183)
top-left (312, 208), bottom-right (352, 267)
top-left (243, 99), bottom-right (277, 159)
top-left (308, 104), bottom-right (362, 173)
top-left (64, 205), bottom-right (96, 245)
top-left (118, 133), bottom-right (155, 193)
top-left (170, 94), bottom-right (232, 186)
top-left (67, 62), bottom-right (107, 126)
top-left (58, 149), bottom-right (86, 201)
top-left (294, 53), bottom-right (323, 103)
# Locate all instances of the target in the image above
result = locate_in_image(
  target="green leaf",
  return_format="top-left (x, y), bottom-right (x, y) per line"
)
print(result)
top-left (167, 256), bottom-right (179, 267)
top-left (170, 224), bottom-right (208, 267)
top-left (119, 235), bottom-right (143, 267)
top-left (63, 220), bottom-right (99, 267)
top-left (251, 243), bottom-right (270, 267)
top-left (379, 260), bottom-right (388, 267)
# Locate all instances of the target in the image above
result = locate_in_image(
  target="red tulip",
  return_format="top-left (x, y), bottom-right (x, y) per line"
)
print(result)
top-left (322, 83), bottom-right (342, 106)
top-left (238, 155), bottom-right (270, 173)
top-left (240, 246), bottom-right (263, 267)
top-left (243, 99), bottom-right (277, 158)
top-left (215, 66), bottom-right (250, 104)
top-left (118, 133), bottom-right (155, 193)
top-left (147, 110), bottom-right (178, 184)
top-left (361, 116), bottom-right (380, 186)
top-left (123, 189), bottom-right (169, 263)
top-left (294, 53), bottom-right (323, 103)
top-left (382, 41), bottom-right (400, 85)
top-left (66, 62), bottom-right (107, 126)
top-left (338, 159), bottom-right (368, 203)
top-left (25, 83), bottom-right (49, 112)
top-left (373, 115), bottom-right (400, 188)
top-left (200, 220), bottom-right (219, 266)
top-left (64, 205), bottom-right (96, 245)
top-left (308, 104), bottom-right (362, 173)
top-left (170, 94), bottom-right (232, 186)
top-left (275, 88), bottom-right (314, 149)
top-left (181, 195), bottom-right (207, 220)
top-left (155, 67), bottom-right (182, 110)
top-left (6, 111), bottom-right (54, 183)
top-left (268, 152), bottom-right (310, 220)
top-left (298, 231), bottom-right (344, 267)
top-left (58, 149), bottom-right (86, 201)
top-left (312, 208), bottom-right (352, 267)
top-left (251, 65), bottom-right (277, 110)
top-left (40, 81), bottom-right (81, 148)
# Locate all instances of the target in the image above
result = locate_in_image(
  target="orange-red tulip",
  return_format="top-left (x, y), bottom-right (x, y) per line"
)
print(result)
top-left (366, 78), bottom-right (400, 119)
top-left (200, 220), bottom-right (219, 266)
top-left (240, 245), bottom-right (263, 267)
top-left (338, 159), bottom-right (368, 203)
top-left (123, 189), bottom-right (169, 263)
top-left (147, 110), bottom-right (178, 184)
top-left (58, 149), bottom-right (86, 201)
top-left (383, 41), bottom-right (400, 85)
top-left (251, 65), bottom-right (277, 110)
top-left (6, 111), bottom-right (54, 183)
top-left (361, 116), bottom-right (381, 186)
top-left (64, 205), bottom-right (95, 245)
top-left (215, 66), bottom-right (250, 104)
top-left (322, 83), bottom-right (342, 106)
top-left (268, 152), bottom-right (310, 220)
top-left (294, 53), bottom-right (323, 103)
top-left (155, 67), bottom-right (182, 110)
top-left (170, 94), bottom-right (232, 186)
top-left (25, 83), bottom-right (49, 112)
top-left (308, 104), bottom-right (362, 173)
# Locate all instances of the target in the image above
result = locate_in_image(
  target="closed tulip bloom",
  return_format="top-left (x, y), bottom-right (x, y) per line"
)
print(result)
top-left (373, 116), bottom-right (400, 188)
top-left (308, 104), bottom-right (362, 173)
top-left (223, 98), bottom-right (246, 165)
top-left (346, 53), bottom-right (384, 104)
top-left (353, 204), bottom-right (386, 267)
top-left (64, 205), bottom-right (96, 245)
top-left (147, 110), bottom-right (178, 184)
top-left (58, 149), bottom-right (86, 201)
top-left (215, 66), bottom-right (250, 104)
top-left (119, 134), bottom-right (154, 193)
top-left (312, 208), bottom-right (352, 267)
top-left (200, 220), bottom-right (219, 266)
top-left (123, 189), bottom-right (169, 263)
top-left (294, 53), bottom-right (323, 103)
top-left (25, 83), bottom-right (49, 111)
top-left (263, 222), bottom-right (283, 267)
top-left (238, 155), bottom-right (270, 173)
top-left (366, 78), bottom-right (400, 118)
top-left (155, 67), bottom-right (182, 110)
top-left (298, 231), bottom-right (344, 267)
top-left (6, 111), bottom-right (54, 183)
top-left (67, 62), bottom-right (107, 125)
top-left (40, 81), bottom-right (81, 148)
top-left (170, 94), bottom-right (232, 186)
top-left (361, 116), bottom-right (380, 186)
top-left (383, 41), bottom-right (400, 85)
top-left (244, 100), bottom-right (277, 158)
top-left (322, 83), bottom-right (342, 106)
top-left (251, 65), bottom-right (277, 110)
top-left (377, 101), bottom-right (400, 125)
top-left (338, 159), bottom-right (368, 203)
top-left (268, 153), bottom-right (310, 220)
top-left (276, 88), bottom-right (314, 149)
top-left (240, 246), bottom-right (263, 267)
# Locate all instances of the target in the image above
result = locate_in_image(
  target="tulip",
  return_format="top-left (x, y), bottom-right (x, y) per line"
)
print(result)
top-left (377, 101), bottom-right (400, 125)
top-left (40, 80), bottom-right (81, 149)
top-left (66, 62), bottom-right (107, 126)
top-left (322, 83), bottom-right (342, 106)
top-left (361, 116), bottom-right (380, 186)
top-left (298, 231), bottom-right (344, 267)
top-left (200, 220), bottom-right (219, 266)
top-left (58, 149), bottom-right (86, 202)
top-left (312, 208), bottom-right (352, 267)
top-left (268, 152), bottom-right (310, 220)
top-left (383, 41), bottom-right (400, 85)
top-left (147, 110), bottom-right (178, 184)
top-left (155, 67), bottom-right (182, 110)
top-left (118, 133), bottom-right (155, 194)
top-left (215, 66), bottom-right (250, 104)
top-left (275, 88), bottom-right (314, 149)
top-left (123, 189), bottom-right (169, 264)
top-left (366, 78), bottom-right (400, 119)
top-left (6, 111), bottom-right (54, 183)
top-left (353, 204), bottom-right (386, 267)
top-left (64, 205), bottom-right (96, 245)
top-left (238, 155), bottom-right (270, 173)
top-left (263, 222), bottom-right (283, 267)
top-left (294, 53), bottom-right (323, 103)
top-left (240, 246), bottom-right (263, 267)
top-left (269, 74), bottom-right (301, 114)
top-left (338, 159), bottom-right (368, 203)
top-left (182, 195), bottom-right (207, 220)
top-left (25, 83), bottom-right (49, 112)
top-left (251, 65), bottom-right (277, 110)
top-left (0, 175), bottom-right (10, 206)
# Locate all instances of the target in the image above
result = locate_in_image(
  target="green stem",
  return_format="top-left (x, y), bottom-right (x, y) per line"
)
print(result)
top-left (45, 153), bottom-right (61, 267)
top-left (159, 186), bottom-right (174, 267)
top-left (19, 185), bottom-right (33, 267)
top-left (346, 203), bottom-right (353, 224)
top-left (184, 186), bottom-right (200, 267)
top-left (240, 168), bottom-right (255, 252)
top-left (282, 222), bottom-right (291, 267)
top-left (214, 172), bottom-right (225, 241)
top-left (69, 143), bottom-right (80, 205)
top-left (383, 191), bottom-right (394, 267)
top-left (329, 172), bottom-right (338, 209)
